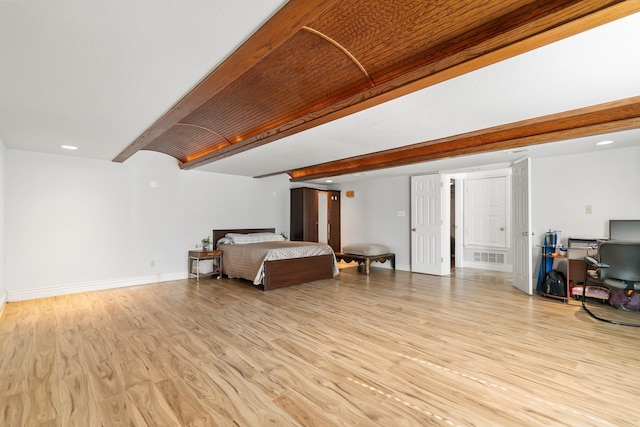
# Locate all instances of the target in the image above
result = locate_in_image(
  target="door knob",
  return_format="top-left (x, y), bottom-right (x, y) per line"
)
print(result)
top-left (412, 228), bottom-right (416, 231)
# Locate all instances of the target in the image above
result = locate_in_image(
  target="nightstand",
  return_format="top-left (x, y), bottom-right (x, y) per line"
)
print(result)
top-left (188, 250), bottom-right (223, 282)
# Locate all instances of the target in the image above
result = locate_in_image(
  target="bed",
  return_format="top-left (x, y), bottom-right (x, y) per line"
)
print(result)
top-left (212, 228), bottom-right (339, 290)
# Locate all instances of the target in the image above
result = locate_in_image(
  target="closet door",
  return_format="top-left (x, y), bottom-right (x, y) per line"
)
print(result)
top-left (290, 188), bottom-right (318, 242)
top-left (290, 188), bottom-right (340, 250)
top-left (327, 191), bottom-right (341, 252)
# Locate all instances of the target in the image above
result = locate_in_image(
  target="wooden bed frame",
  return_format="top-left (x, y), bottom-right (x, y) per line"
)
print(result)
top-left (212, 228), bottom-right (335, 290)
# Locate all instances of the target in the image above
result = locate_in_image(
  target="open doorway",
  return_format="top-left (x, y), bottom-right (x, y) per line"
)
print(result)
top-left (450, 179), bottom-right (456, 268)
top-left (410, 169), bottom-right (510, 275)
top-left (448, 168), bottom-right (512, 273)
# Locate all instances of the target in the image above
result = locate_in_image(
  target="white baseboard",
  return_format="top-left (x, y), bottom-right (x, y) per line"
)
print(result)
top-left (396, 263), bottom-right (410, 272)
top-left (0, 291), bottom-right (7, 315)
top-left (462, 261), bottom-right (512, 273)
top-left (7, 272), bottom-right (188, 302)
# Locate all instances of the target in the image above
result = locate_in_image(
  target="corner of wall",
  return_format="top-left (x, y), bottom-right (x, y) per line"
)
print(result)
top-left (0, 292), bottom-right (6, 316)
top-left (0, 138), bottom-right (5, 316)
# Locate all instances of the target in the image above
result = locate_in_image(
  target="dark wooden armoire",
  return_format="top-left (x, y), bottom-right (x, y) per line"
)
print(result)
top-left (290, 187), bottom-right (341, 252)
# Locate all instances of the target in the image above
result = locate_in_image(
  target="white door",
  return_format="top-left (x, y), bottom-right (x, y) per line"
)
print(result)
top-left (464, 177), bottom-right (508, 248)
top-left (411, 174), bottom-right (450, 275)
top-left (512, 158), bottom-right (533, 294)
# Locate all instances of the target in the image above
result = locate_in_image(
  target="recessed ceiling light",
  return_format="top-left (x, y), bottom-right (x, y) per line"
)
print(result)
top-left (595, 140), bottom-right (613, 146)
top-left (61, 145), bottom-right (78, 150)
top-left (325, 179), bottom-right (333, 183)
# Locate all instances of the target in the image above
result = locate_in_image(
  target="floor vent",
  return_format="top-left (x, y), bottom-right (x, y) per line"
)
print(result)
top-left (473, 252), bottom-right (505, 264)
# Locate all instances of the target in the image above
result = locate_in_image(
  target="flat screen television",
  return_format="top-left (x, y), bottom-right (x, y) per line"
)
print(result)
top-left (609, 220), bottom-right (640, 241)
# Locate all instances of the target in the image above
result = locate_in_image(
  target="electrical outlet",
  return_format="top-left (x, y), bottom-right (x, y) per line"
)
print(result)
top-left (150, 260), bottom-right (156, 267)
top-left (585, 205), bottom-right (593, 214)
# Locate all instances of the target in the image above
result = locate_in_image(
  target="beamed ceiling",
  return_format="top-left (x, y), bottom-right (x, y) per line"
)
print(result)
top-left (113, 0), bottom-right (640, 181)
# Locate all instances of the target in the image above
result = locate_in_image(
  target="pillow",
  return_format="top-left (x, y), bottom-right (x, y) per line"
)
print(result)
top-left (225, 232), bottom-right (285, 245)
top-left (216, 237), bottom-right (233, 247)
top-left (342, 243), bottom-right (390, 256)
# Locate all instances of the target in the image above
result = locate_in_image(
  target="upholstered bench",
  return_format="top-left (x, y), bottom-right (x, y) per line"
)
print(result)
top-left (335, 243), bottom-right (395, 275)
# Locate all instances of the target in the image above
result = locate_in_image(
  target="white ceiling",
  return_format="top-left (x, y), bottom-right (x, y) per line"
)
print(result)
top-left (1, 1), bottom-right (639, 185)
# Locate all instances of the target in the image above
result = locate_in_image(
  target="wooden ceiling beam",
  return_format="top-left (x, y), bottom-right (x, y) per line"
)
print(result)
top-left (178, 0), bottom-right (640, 170)
top-left (112, 0), bottom-right (339, 163)
top-left (285, 96), bottom-right (640, 182)
top-left (112, 0), bottom-right (640, 171)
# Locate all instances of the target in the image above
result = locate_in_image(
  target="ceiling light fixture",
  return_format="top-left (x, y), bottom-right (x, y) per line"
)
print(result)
top-left (61, 145), bottom-right (78, 150)
top-left (595, 140), bottom-right (613, 146)
top-left (325, 179), bottom-right (333, 183)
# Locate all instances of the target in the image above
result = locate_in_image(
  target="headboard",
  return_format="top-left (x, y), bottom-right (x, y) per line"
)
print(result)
top-left (212, 228), bottom-right (276, 247)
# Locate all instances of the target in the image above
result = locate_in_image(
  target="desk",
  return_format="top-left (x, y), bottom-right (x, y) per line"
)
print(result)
top-left (188, 250), bottom-right (222, 282)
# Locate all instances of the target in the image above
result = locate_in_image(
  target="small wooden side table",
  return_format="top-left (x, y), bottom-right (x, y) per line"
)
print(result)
top-left (188, 250), bottom-right (223, 282)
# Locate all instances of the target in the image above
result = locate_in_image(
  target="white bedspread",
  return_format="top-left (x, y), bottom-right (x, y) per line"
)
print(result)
top-left (219, 241), bottom-right (338, 285)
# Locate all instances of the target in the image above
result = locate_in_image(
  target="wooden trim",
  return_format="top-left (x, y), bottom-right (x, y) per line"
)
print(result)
top-left (302, 26), bottom-right (374, 85)
top-left (285, 96), bottom-right (640, 181)
top-left (175, 123), bottom-right (231, 147)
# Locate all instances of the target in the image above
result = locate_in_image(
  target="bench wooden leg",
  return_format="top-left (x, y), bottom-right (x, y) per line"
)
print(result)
top-left (336, 252), bottom-right (395, 275)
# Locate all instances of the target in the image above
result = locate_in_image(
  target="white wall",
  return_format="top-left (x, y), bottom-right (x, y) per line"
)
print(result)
top-left (532, 146), bottom-right (640, 244)
top-left (336, 146), bottom-right (640, 273)
top-left (4, 145), bottom-right (639, 300)
top-left (0, 138), bottom-right (6, 312)
top-left (5, 149), bottom-right (290, 301)
top-left (530, 146), bottom-right (640, 284)
top-left (338, 176), bottom-right (411, 270)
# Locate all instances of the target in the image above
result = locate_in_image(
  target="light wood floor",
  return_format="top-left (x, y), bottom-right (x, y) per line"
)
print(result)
top-left (1, 265), bottom-right (639, 426)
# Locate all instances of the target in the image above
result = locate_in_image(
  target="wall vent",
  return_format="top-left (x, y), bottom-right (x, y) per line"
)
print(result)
top-left (473, 251), bottom-right (505, 264)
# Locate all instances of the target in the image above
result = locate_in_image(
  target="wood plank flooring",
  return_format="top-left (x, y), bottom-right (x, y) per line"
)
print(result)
top-left (1, 266), bottom-right (639, 426)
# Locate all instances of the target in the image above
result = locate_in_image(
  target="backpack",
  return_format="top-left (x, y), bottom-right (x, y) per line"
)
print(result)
top-left (609, 288), bottom-right (628, 306)
top-left (626, 292), bottom-right (640, 311)
top-left (609, 289), bottom-right (640, 311)
top-left (543, 270), bottom-right (566, 297)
